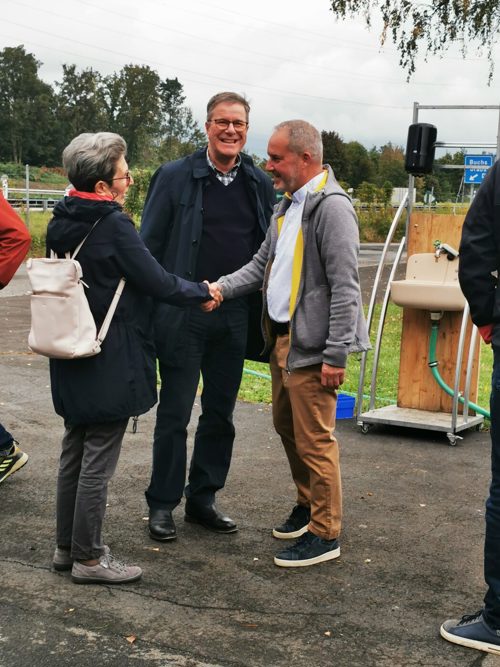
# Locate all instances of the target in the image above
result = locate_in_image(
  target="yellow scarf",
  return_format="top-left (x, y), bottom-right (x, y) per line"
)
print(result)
top-left (276, 169), bottom-right (328, 318)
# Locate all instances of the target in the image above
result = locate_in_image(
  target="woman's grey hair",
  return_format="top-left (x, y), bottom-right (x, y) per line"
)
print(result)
top-left (274, 120), bottom-right (323, 163)
top-left (206, 92), bottom-right (250, 121)
top-left (62, 132), bottom-right (127, 191)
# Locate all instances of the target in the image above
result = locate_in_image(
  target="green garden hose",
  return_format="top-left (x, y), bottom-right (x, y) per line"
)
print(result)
top-left (428, 321), bottom-right (490, 419)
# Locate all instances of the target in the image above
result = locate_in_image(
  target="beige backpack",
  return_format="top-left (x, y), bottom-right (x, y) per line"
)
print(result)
top-left (27, 218), bottom-right (125, 359)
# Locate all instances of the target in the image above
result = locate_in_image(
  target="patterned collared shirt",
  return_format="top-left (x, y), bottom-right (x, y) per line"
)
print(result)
top-left (206, 150), bottom-right (241, 186)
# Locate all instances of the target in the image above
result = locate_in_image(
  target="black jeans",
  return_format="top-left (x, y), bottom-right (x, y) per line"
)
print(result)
top-left (146, 299), bottom-right (248, 511)
top-left (484, 344), bottom-right (500, 627)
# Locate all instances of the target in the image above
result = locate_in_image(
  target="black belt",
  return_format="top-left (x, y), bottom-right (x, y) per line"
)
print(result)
top-left (270, 319), bottom-right (290, 335)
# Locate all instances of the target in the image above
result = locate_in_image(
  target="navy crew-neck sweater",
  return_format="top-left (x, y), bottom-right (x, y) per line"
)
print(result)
top-left (195, 169), bottom-right (258, 283)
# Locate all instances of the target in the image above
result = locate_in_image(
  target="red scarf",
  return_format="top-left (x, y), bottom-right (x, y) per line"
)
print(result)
top-left (68, 189), bottom-right (113, 201)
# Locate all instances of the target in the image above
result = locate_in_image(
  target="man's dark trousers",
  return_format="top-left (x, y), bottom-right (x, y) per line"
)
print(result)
top-left (484, 344), bottom-right (500, 627)
top-left (145, 299), bottom-right (248, 510)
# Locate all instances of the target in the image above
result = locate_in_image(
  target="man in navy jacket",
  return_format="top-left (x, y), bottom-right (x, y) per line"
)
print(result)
top-left (141, 92), bottom-right (275, 541)
top-left (441, 160), bottom-right (500, 654)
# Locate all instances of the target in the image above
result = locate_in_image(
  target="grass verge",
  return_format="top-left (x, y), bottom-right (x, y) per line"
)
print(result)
top-left (238, 304), bottom-right (493, 427)
top-left (25, 209), bottom-right (491, 420)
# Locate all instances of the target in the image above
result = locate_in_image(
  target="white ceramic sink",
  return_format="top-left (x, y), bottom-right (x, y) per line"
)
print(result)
top-left (390, 253), bottom-right (466, 312)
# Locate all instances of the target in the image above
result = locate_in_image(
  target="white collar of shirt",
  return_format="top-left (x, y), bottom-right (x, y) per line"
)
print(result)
top-left (290, 170), bottom-right (326, 205)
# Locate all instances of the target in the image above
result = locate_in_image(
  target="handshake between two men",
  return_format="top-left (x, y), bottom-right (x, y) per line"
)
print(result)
top-left (202, 281), bottom-right (223, 312)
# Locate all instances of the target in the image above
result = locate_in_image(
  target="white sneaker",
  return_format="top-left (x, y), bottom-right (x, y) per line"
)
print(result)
top-left (71, 552), bottom-right (142, 585)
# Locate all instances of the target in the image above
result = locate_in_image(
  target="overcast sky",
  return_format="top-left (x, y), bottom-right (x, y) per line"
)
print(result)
top-left (2, 0), bottom-right (500, 159)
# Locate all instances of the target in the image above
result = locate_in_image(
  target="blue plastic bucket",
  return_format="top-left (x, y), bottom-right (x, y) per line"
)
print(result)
top-left (336, 393), bottom-right (355, 419)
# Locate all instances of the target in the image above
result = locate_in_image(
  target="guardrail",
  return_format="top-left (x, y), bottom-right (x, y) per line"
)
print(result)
top-left (7, 197), bottom-right (63, 211)
top-left (5, 187), bottom-right (66, 211)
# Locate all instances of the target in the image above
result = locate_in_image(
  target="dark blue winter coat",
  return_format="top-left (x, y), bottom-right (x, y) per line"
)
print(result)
top-left (459, 160), bottom-right (500, 328)
top-left (46, 197), bottom-right (210, 425)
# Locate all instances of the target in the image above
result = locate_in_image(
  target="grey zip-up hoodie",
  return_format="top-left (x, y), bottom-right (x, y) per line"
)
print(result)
top-left (218, 166), bottom-right (370, 370)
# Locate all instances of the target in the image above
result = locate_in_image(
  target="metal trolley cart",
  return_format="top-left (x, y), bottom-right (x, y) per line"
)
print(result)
top-left (356, 102), bottom-right (500, 445)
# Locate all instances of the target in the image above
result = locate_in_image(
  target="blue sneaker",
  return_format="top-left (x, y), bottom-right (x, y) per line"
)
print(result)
top-left (274, 530), bottom-right (340, 568)
top-left (440, 610), bottom-right (500, 655)
top-left (272, 504), bottom-right (310, 540)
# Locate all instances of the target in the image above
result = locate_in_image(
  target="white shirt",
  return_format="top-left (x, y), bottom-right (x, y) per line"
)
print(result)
top-left (267, 171), bottom-right (325, 322)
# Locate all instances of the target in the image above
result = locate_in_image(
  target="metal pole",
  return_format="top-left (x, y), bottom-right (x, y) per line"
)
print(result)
top-left (451, 303), bottom-right (470, 433)
top-left (25, 163), bottom-right (30, 230)
top-left (417, 105), bottom-right (500, 110)
top-left (355, 195), bottom-right (407, 421)
top-left (434, 141), bottom-right (498, 149)
top-left (405, 102), bottom-right (419, 241)
top-left (368, 237), bottom-right (406, 411)
top-left (462, 324), bottom-right (479, 425)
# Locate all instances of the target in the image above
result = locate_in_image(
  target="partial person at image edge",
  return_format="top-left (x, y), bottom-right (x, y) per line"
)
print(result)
top-left (440, 158), bottom-right (500, 655)
top-left (0, 191), bottom-right (31, 484)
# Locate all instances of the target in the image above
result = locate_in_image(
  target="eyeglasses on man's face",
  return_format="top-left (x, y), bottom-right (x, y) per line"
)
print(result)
top-left (208, 119), bottom-right (248, 131)
top-left (111, 171), bottom-right (132, 184)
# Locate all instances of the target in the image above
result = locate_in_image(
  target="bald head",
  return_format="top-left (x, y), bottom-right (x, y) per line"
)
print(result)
top-left (266, 120), bottom-right (324, 194)
top-left (274, 120), bottom-right (323, 164)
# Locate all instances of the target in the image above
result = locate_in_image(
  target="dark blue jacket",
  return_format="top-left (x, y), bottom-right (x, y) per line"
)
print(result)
top-left (459, 160), bottom-right (500, 329)
top-left (46, 197), bottom-right (210, 424)
top-left (140, 148), bottom-right (275, 363)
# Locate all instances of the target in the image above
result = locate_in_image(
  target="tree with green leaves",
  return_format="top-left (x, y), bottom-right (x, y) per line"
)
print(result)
top-left (103, 64), bottom-right (163, 164)
top-left (0, 46), bottom-right (57, 164)
top-left (322, 130), bottom-right (348, 182)
top-left (343, 141), bottom-right (374, 188)
top-left (158, 77), bottom-right (205, 162)
top-left (160, 77), bottom-right (185, 148)
top-left (376, 143), bottom-right (407, 188)
top-left (356, 180), bottom-right (383, 204)
top-left (55, 65), bottom-right (108, 153)
top-left (328, 0), bottom-right (499, 81)
top-left (429, 150), bottom-right (466, 201)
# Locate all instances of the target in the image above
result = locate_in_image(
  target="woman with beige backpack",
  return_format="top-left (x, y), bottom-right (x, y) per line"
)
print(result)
top-left (45, 132), bottom-right (220, 585)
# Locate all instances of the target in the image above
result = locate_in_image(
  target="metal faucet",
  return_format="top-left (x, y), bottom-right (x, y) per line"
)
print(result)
top-left (433, 242), bottom-right (459, 261)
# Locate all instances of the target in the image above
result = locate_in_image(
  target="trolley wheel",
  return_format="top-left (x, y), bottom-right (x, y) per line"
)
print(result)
top-left (360, 423), bottom-right (371, 435)
top-left (446, 432), bottom-right (462, 446)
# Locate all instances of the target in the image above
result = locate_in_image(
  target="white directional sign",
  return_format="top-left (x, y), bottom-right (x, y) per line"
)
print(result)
top-left (464, 155), bottom-right (493, 184)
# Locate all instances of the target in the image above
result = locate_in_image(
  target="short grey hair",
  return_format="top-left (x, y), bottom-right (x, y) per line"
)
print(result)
top-left (62, 132), bottom-right (127, 191)
top-left (206, 92), bottom-right (250, 121)
top-left (274, 120), bottom-right (323, 163)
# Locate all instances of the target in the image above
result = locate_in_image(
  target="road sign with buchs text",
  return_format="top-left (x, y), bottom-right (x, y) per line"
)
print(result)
top-left (464, 154), bottom-right (493, 184)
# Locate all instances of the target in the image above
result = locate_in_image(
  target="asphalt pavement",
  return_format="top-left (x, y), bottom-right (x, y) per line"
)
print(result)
top-left (0, 260), bottom-right (497, 667)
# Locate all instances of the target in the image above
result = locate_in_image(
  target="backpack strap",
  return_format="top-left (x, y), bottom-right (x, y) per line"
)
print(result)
top-left (71, 216), bottom-right (104, 259)
top-left (96, 277), bottom-right (126, 344)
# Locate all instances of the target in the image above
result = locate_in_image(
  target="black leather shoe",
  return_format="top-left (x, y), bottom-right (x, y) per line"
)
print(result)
top-left (148, 508), bottom-right (177, 541)
top-left (184, 502), bottom-right (238, 534)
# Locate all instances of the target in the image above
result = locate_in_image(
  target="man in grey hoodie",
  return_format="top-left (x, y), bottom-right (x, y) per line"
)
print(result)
top-left (206, 119), bottom-right (370, 567)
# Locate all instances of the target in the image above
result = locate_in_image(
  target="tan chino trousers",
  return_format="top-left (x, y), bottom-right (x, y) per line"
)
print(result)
top-left (270, 334), bottom-right (342, 540)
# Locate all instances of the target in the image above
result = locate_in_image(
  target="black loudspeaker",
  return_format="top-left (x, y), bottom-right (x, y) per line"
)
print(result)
top-left (405, 123), bottom-right (437, 174)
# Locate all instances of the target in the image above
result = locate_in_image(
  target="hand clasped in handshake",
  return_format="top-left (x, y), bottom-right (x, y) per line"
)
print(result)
top-left (201, 281), bottom-right (223, 312)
